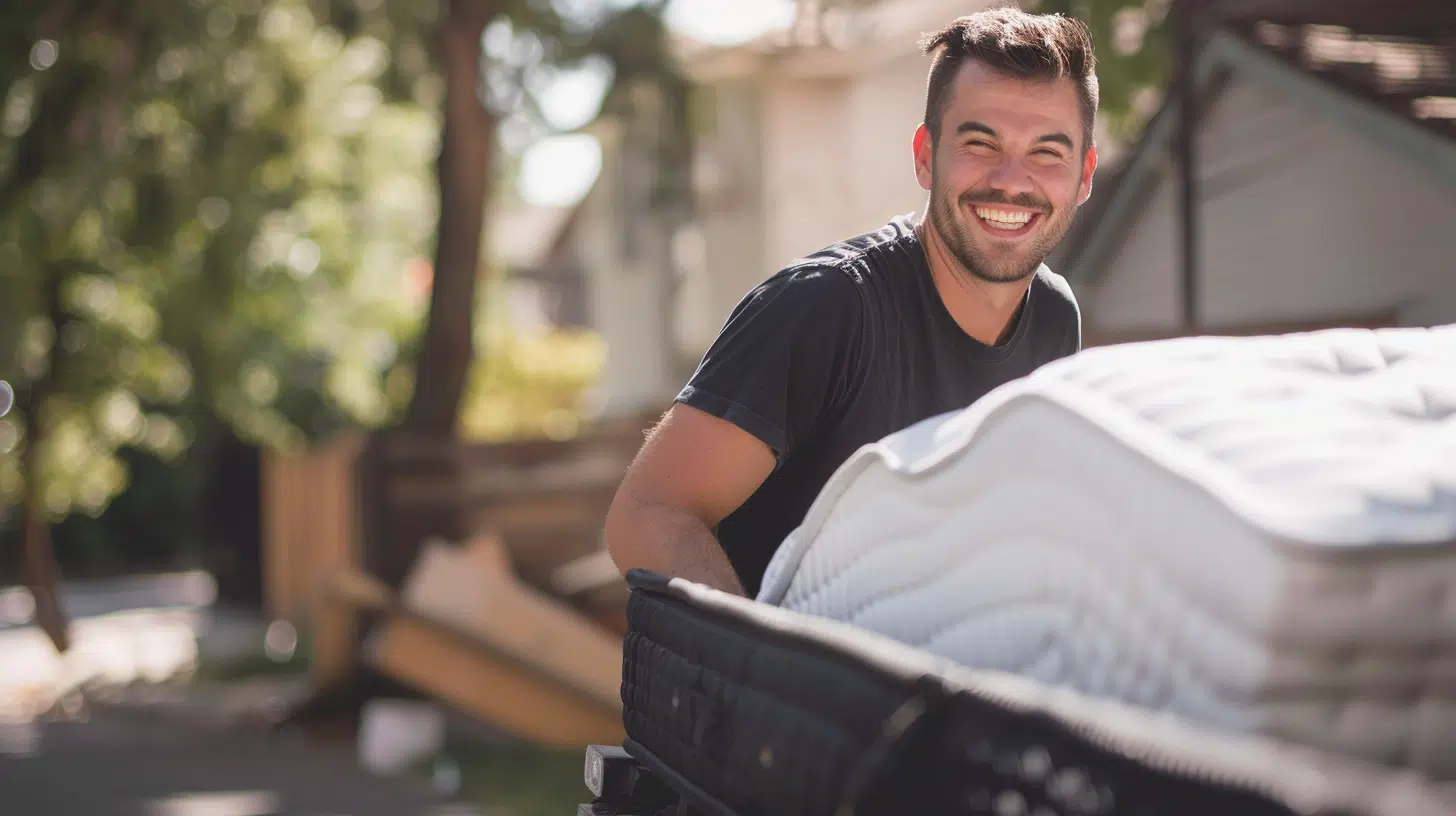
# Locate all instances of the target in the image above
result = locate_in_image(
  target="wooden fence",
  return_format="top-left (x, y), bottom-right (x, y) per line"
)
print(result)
top-left (260, 431), bottom-right (366, 625)
top-left (260, 410), bottom-right (660, 632)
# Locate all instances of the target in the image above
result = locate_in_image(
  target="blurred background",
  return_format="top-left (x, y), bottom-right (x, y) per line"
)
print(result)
top-left (0, 0), bottom-right (1450, 813)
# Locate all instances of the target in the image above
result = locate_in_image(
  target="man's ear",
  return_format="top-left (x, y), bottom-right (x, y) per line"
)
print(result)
top-left (913, 123), bottom-right (933, 191)
top-left (1077, 144), bottom-right (1098, 205)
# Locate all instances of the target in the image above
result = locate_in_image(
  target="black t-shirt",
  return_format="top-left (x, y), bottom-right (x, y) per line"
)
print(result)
top-left (676, 214), bottom-right (1082, 596)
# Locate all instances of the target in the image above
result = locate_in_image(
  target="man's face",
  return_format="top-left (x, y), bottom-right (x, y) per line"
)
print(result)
top-left (914, 59), bottom-right (1097, 284)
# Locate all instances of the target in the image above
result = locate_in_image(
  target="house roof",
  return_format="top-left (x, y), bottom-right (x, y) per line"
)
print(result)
top-left (1229, 3), bottom-right (1454, 143)
top-left (1054, 0), bottom-right (1456, 282)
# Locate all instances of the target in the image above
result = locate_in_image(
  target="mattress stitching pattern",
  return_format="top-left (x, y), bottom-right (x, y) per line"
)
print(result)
top-left (755, 325), bottom-right (1456, 775)
top-left (771, 437), bottom-right (1456, 769)
top-left (764, 326), bottom-right (1456, 600)
top-left (782, 519), bottom-right (1264, 714)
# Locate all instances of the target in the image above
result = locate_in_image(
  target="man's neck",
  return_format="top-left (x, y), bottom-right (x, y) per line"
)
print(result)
top-left (916, 218), bottom-right (1035, 347)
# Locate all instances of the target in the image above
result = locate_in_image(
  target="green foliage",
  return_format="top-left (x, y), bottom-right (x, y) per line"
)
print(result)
top-left (0, 0), bottom-right (442, 520)
top-left (0, 0), bottom-right (679, 530)
top-left (1037, 0), bottom-right (1172, 147)
top-left (459, 273), bottom-right (605, 443)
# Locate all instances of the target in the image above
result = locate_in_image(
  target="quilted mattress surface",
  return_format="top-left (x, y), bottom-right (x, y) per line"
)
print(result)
top-left (756, 325), bottom-right (1456, 777)
top-left (623, 570), bottom-right (1456, 816)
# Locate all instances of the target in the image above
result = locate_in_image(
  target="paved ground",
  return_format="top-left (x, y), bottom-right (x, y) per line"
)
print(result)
top-left (0, 571), bottom-right (270, 716)
top-left (0, 714), bottom-right (482, 815)
top-left (0, 572), bottom-right (486, 815)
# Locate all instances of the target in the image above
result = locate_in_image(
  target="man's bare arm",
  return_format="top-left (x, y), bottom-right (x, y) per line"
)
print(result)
top-left (604, 403), bottom-right (777, 597)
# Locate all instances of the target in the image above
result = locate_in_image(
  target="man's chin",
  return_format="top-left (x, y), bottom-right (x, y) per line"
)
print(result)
top-left (959, 245), bottom-right (1042, 285)
top-left (967, 264), bottom-right (1039, 285)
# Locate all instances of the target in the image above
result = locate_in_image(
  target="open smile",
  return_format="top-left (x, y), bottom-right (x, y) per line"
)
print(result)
top-left (970, 205), bottom-right (1043, 239)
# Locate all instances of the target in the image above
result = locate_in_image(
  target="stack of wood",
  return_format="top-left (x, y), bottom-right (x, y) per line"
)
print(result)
top-left (268, 410), bottom-right (662, 747)
top-left (315, 536), bottom-right (626, 748)
top-left (354, 410), bottom-right (658, 630)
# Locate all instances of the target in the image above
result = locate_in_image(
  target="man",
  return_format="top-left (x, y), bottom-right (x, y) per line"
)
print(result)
top-left (605, 8), bottom-right (1098, 598)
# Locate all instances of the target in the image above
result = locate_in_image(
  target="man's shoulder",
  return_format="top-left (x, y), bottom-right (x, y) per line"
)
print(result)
top-left (1033, 265), bottom-right (1081, 324)
top-left (801, 214), bottom-right (919, 266)
top-left (751, 259), bottom-right (865, 316)
top-left (758, 214), bottom-right (920, 303)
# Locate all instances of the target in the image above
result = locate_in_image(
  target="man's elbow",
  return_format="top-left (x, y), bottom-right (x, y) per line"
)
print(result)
top-left (603, 491), bottom-right (648, 575)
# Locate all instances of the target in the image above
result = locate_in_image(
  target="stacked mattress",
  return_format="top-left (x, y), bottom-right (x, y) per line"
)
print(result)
top-left (756, 325), bottom-right (1456, 778)
top-left (622, 570), bottom-right (1456, 816)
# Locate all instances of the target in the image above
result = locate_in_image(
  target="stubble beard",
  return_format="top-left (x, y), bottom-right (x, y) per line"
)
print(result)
top-left (927, 161), bottom-right (1077, 285)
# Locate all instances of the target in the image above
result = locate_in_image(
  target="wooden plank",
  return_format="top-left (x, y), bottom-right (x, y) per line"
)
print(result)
top-left (492, 530), bottom-right (607, 590)
top-left (261, 432), bottom-right (365, 626)
top-left (311, 576), bottom-right (367, 691)
top-left (553, 551), bottom-right (630, 637)
top-left (368, 616), bottom-right (625, 748)
top-left (378, 412), bottom-right (655, 471)
top-left (399, 539), bottom-right (624, 711)
top-left (552, 550), bottom-right (625, 599)
top-left (469, 491), bottom-right (615, 534)
top-left (385, 472), bottom-right (622, 510)
top-left (315, 433), bottom-right (364, 615)
top-left (460, 453), bottom-right (635, 499)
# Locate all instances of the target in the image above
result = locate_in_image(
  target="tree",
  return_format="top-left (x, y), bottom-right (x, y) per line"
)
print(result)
top-left (403, 0), bottom-right (678, 436)
top-left (0, 0), bottom-right (443, 650)
top-left (1037, 0), bottom-right (1172, 148)
top-left (0, 0), bottom-right (690, 652)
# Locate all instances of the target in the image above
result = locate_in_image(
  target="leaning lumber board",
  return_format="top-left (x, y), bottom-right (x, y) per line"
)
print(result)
top-left (398, 537), bottom-right (623, 712)
top-left (367, 613), bottom-right (624, 748)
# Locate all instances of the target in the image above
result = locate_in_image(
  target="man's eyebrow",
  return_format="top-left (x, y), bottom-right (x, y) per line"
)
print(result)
top-left (955, 121), bottom-right (1075, 151)
top-left (955, 120), bottom-right (997, 138)
top-left (1036, 132), bottom-right (1075, 150)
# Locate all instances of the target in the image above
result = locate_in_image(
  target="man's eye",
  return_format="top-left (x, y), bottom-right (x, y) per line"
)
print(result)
top-left (968, 140), bottom-right (994, 149)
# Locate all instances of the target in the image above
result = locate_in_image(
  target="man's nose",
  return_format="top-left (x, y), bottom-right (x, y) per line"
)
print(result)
top-left (986, 154), bottom-right (1035, 197)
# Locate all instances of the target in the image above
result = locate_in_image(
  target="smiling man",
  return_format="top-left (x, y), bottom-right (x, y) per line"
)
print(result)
top-left (605, 8), bottom-right (1098, 597)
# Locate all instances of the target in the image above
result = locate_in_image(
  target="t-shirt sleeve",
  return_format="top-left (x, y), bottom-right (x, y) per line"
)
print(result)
top-left (1068, 295), bottom-right (1083, 354)
top-left (1039, 267), bottom-right (1082, 356)
top-left (675, 265), bottom-right (865, 463)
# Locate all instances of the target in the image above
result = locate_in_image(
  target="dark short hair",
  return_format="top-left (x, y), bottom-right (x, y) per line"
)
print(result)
top-left (919, 7), bottom-right (1099, 152)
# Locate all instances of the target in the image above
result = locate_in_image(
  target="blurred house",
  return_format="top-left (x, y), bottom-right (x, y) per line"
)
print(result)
top-left (500, 74), bottom-right (691, 421)
top-left (673, 0), bottom-right (1002, 360)
top-left (491, 204), bottom-right (589, 330)
top-left (538, 0), bottom-right (994, 418)
top-left (1052, 1), bottom-right (1456, 344)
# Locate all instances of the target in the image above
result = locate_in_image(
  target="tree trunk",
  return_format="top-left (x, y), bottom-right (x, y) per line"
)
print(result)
top-left (20, 271), bottom-right (71, 654)
top-left (20, 455), bottom-right (69, 654)
top-left (282, 1), bottom-right (503, 731)
top-left (404, 0), bottom-right (501, 436)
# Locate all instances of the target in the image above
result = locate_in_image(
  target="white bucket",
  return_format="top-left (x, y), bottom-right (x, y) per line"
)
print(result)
top-left (357, 698), bottom-right (446, 775)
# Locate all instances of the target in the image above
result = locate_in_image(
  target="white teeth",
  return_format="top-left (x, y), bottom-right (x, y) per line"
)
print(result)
top-left (974, 207), bottom-right (1034, 228)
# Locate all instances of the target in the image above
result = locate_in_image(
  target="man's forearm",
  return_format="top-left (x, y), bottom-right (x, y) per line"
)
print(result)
top-left (606, 503), bottom-right (746, 597)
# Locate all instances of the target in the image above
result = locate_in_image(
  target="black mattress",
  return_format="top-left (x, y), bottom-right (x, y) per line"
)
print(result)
top-left (619, 569), bottom-right (1456, 816)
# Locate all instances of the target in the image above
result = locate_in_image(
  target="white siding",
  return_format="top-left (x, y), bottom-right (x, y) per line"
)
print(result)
top-left (691, 81), bottom-right (769, 351)
top-left (690, 52), bottom-right (936, 341)
top-left (761, 77), bottom-right (856, 269)
top-left (580, 124), bottom-right (679, 417)
top-left (843, 50), bottom-right (933, 235)
top-left (1083, 77), bottom-right (1456, 333)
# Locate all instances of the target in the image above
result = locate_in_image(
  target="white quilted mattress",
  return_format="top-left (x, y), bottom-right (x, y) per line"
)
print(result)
top-left (758, 325), bottom-right (1456, 779)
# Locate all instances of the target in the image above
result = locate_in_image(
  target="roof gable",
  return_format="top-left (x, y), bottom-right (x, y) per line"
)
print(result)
top-left (1057, 8), bottom-right (1456, 283)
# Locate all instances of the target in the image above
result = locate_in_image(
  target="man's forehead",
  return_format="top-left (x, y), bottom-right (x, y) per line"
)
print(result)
top-left (942, 59), bottom-right (1082, 132)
